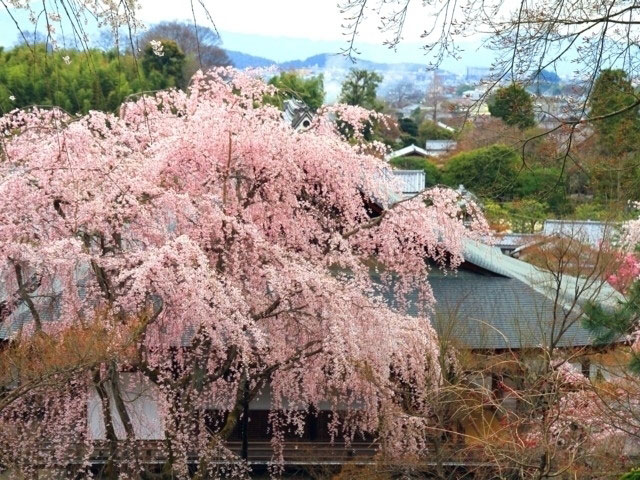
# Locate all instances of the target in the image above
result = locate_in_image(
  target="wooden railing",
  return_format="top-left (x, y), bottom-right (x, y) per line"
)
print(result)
top-left (28, 440), bottom-right (494, 469)
top-left (89, 440), bottom-right (378, 465)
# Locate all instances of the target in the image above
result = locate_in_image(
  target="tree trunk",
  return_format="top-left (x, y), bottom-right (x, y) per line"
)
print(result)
top-left (109, 363), bottom-right (142, 477)
top-left (240, 379), bottom-right (250, 461)
top-left (93, 369), bottom-right (119, 480)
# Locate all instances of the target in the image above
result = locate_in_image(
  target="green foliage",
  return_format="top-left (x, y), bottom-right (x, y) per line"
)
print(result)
top-left (396, 117), bottom-right (420, 147)
top-left (488, 83), bottom-right (536, 129)
top-left (589, 69), bottom-right (640, 155)
top-left (141, 39), bottom-right (186, 90)
top-left (630, 356), bottom-right (640, 376)
top-left (504, 199), bottom-right (549, 233)
top-left (398, 117), bottom-right (418, 137)
top-left (485, 197), bottom-right (550, 233)
top-left (389, 155), bottom-right (442, 187)
top-left (573, 203), bottom-right (610, 221)
top-left (589, 152), bottom-right (640, 203)
top-left (409, 106), bottom-right (423, 123)
top-left (515, 167), bottom-right (568, 215)
top-left (442, 145), bottom-right (520, 200)
top-left (515, 167), bottom-right (560, 197)
top-left (139, 21), bottom-right (230, 81)
top-left (267, 72), bottom-right (325, 111)
top-left (456, 83), bottom-right (473, 96)
top-left (398, 134), bottom-right (417, 147)
top-left (418, 120), bottom-right (454, 143)
top-left (620, 468), bottom-right (640, 479)
top-left (482, 199), bottom-right (511, 227)
top-left (583, 282), bottom-right (640, 346)
top-left (339, 69), bottom-right (383, 111)
top-left (0, 44), bottom-right (184, 114)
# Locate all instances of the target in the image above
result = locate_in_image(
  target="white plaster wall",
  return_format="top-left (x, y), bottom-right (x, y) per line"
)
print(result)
top-left (87, 372), bottom-right (165, 440)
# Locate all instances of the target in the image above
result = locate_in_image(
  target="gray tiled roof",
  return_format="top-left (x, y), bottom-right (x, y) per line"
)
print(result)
top-left (377, 239), bottom-right (625, 350)
top-left (1, 240), bottom-right (625, 350)
top-left (391, 170), bottom-right (426, 194)
top-left (494, 233), bottom-right (537, 250)
top-left (542, 219), bottom-right (621, 247)
top-left (282, 99), bottom-right (313, 130)
top-left (428, 273), bottom-right (588, 349)
top-left (425, 140), bottom-right (457, 151)
top-left (462, 239), bottom-right (623, 313)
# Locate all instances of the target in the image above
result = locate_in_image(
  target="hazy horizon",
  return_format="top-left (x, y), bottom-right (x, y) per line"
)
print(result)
top-left (0, 1), bottom-right (577, 77)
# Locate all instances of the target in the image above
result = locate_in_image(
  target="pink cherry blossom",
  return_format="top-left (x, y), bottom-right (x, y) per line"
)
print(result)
top-left (0, 67), bottom-right (488, 477)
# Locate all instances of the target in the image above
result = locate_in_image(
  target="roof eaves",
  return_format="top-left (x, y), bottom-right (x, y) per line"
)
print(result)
top-left (462, 238), bottom-right (625, 313)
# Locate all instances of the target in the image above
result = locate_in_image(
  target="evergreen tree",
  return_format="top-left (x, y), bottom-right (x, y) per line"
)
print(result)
top-left (267, 72), bottom-right (325, 111)
top-left (418, 119), bottom-right (454, 143)
top-left (589, 69), bottom-right (640, 155)
top-left (339, 69), bottom-right (383, 111)
top-left (584, 280), bottom-right (640, 371)
top-left (141, 40), bottom-right (187, 90)
top-left (488, 83), bottom-right (536, 129)
top-left (442, 145), bottom-right (520, 200)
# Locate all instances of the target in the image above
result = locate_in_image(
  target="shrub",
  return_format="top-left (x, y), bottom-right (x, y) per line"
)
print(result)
top-left (515, 167), bottom-right (569, 215)
top-left (488, 83), bottom-right (535, 130)
top-left (620, 468), bottom-right (640, 480)
top-left (389, 155), bottom-right (442, 186)
top-left (442, 145), bottom-right (519, 200)
top-left (418, 119), bottom-right (454, 143)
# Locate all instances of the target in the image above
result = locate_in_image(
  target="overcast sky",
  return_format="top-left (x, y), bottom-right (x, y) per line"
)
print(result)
top-left (0, 1), bottom-right (504, 72)
top-left (138, 1), bottom-right (425, 44)
top-left (135, 0), bottom-right (468, 64)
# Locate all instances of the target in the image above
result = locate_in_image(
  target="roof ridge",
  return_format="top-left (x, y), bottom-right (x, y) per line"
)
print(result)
top-left (462, 238), bottom-right (624, 312)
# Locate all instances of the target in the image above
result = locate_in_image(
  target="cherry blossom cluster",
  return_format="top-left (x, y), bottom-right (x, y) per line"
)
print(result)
top-left (149, 40), bottom-right (165, 57)
top-left (515, 364), bottom-right (632, 471)
top-left (6, 1), bottom-right (144, 50)
top-left (608, 253), bottom-right (640, 293)
top-left (0, 67), bottom-right (488, 477)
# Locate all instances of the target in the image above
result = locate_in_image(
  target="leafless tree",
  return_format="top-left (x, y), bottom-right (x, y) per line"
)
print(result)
top-left (384, 79), bottom-right (423, 108)
top-left (137, 21), bottom-right (231, 76)
top-left (425, 71), bottom-right (447, 123)
top-left (339, 0), bottom-right (640, 174)
top-left (349, 227), bottom-right (635, 479)
top-left (1, 1), bottom-right (221, 70)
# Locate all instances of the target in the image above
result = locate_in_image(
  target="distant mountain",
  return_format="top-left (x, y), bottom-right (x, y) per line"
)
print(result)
top-left (537, 69), bottom-right (561, 83)
top-left (225, 50), bottom-right (275, 69)
top-left (224, 50), bottom-right (432, 72)
top-left (281, 53), bottom-right (434, 72)
top-left (278, 53), bottom-right (332, 70)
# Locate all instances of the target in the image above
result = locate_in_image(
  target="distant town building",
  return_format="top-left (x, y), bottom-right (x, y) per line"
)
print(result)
top-left (542, 219), bottom-right (620, 247)
top-left (465, 66), bottom-right (493, 82)
top-left (391, 170), bottom-right (426, 196)
top-left (451, 88), bottom-right (491, 117)
top-left (425, 140), bottom-right (457, 156)
top-left (436, 121), bottom-right (455, 132)
top-left (398, 103), bottom-right (423, 117)
top-left (460, 87), bottom-right (489, 101)
top-left (495, 233), bottom-right (538, 256)
top-left (385, 144), bottom-right (430, 160)
top-left (534, 96), bottom-right (584, 129)
top-left (282, 98), bottom-right (313, 131)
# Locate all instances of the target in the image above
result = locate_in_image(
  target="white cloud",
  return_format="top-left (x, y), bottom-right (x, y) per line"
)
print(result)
top-left (133, 1), bottom-right (497, 71)
top-left (137, 0), bottom-right (431, 44)
top-left (138, 1), bottom-right (341, 40)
